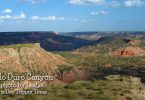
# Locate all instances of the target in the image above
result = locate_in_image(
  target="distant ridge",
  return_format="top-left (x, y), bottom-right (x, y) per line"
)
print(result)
top-left (0, 32), bottom-right (96, 51)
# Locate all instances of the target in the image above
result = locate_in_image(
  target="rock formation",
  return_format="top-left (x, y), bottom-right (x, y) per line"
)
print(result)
top-left (0, 44), bottom-right (68, 73)
top-left (113, 46), bottom-right (145, 57)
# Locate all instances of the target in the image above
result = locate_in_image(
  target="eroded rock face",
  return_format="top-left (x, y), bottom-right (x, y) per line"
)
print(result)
top-left (113, 46), bottom-right (145, 57)
top-left (0, 48), bottom-right (25, 72)
top-left (52, 32), bottom-right (59, 35)
top-left (0, 44), bottom-right (68, 73)
top-left (57, 68), bottom-right (89, 83)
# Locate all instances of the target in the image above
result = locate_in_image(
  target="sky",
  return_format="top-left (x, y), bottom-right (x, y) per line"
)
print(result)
top-left (0, 0), bottom-right (145, 32)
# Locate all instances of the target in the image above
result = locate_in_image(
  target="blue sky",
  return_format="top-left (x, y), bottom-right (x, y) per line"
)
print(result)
top-left (0, 0), bottom-right (145, 32)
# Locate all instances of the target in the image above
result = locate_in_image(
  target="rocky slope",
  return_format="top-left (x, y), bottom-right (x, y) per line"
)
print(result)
top-left (0, 43), bottom-right (68, 74)
top-left (76, 33), bottom-right (145, 55)
top-left (113, 46), bottom-right (145, 57)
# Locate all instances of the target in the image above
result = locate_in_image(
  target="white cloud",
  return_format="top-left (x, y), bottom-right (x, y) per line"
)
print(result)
top-left (19, 0), bottom-right (47, 4)
top-left (67, 18), bottom-right (78, 21)
top-left (0, 12), bottom-right (26, 20)
top-left (3, 9), bottom-right (12, 14)
top-left (0, 15), bottom-right (12, 20)
top-left (70, 0), bottom-right (105, 5)
top-left (91, 10), bottom-right (108, 15)
top-left (69, 0), bottom-right (120, 7)
top-left (13, 12), bottom-right (26, 20)
top-left (106, 0), bottom-right (120, 8)
top-left (31, 16), bottom-right (65, 21)
top-left (125, 0), bottom-right (145, 7)
top-left (31, 16), bottom-right (40, 20)
top-left (58, 17), bottom-right (65, 20)
top-left (70, 0), bottom-right (82, 4)
top-left (41, 16), bottom-right (57, 20)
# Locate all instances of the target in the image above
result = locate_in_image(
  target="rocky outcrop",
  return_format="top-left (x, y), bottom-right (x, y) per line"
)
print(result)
top-left (52, 32), bottom-right (59, 35)
top-left (56, 67), bottom-right (89, 83)
top-left (113, 46), bottom-right (145, 57)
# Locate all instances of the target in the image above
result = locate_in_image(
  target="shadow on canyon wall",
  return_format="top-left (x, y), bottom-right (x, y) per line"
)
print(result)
top-left (88, 67), bottom-right (145, 84)
top-left (56, 67), bottom-right (145, 84)
top-left (0, 32), bottom-right (97, 51)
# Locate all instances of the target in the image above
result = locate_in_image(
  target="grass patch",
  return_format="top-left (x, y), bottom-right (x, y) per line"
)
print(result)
top-left (0, 44), bottom-right (34, 49)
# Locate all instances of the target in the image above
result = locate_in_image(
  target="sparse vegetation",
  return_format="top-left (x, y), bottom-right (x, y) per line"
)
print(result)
top-left (0, 76), bottom-right (143, 100)
top-left (0, 44), bottom-right (34, 49)
top-left (0, 32), bottom-right (145, 100)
